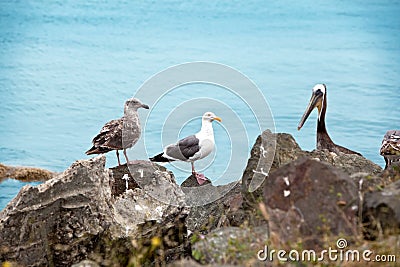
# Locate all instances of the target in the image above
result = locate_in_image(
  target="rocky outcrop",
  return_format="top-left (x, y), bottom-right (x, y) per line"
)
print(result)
top-left (184, 182), bottom-right (252, 234)
top-left (0, 131), bottom-right (396, 266)
top-left (307, 149), bottom-right (382, 176)
top-left (241, 129), bottom-right (276, 206)
top-left (363, 179), bottom-right (400, 239)
top-left (242, 130), bottom-right (382, 206)
top-left (0, 163), bottom-right (55, 182)
top-left (191, 226), bottom-right (269, 265)
top-left (0, 156), bottom-right (188, 266)
top-left (0, 156), bottom-right (113, 266)
top-left (263, 157), bottom-right (359, 250)
top-left (181, 174), bottom-right (212, 188)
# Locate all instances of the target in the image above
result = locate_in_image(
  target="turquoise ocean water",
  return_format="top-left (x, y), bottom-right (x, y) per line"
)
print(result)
top-left (1, 1), bottom-right (399, 209)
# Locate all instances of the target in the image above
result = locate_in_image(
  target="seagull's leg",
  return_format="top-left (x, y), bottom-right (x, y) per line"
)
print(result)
top-left (116, 150), bottom-right (121, 166)
top-left (191, 162), bottom-right (209, 185)
top-left (191, 162), bottom-right (196, 175)
top-left (123, 149), bottom-right (130, 165)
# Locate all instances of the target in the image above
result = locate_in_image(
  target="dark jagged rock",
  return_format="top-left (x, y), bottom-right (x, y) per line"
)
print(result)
top-left (263, 157), bottom-right (359, 250)
top-left (181, 174), bottom-right (212, 188)
top-left (184, 182), bottom-right (251, 233)
top-left (379, 163), bottom-right (400, 185)
top-left (1, 131), bottom-right (394, 266)
top-left (308, 149), bottom-right (382, 176)
top-left (0, 156), bottom-right (114, 266)
top-left (270, 132), bottom-right (382, 176)
top-left (191, 226), bottom-right (269, 266)
top-left (242, 130), bottom-right (382, 206)
top-left (269, 132), bottom-right (304, 172)
top-left (0, 156), bottom-right (189, 266)
top-left (363, 179), bottom-right (400, 239)
top-left (241, 129), bottom-right (276, 206)
top-left (109, 163), bottom-right (139, 197)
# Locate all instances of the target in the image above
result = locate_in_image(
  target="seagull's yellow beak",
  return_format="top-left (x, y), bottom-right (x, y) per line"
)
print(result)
top-left (213, 117), bottom-right (222, 122)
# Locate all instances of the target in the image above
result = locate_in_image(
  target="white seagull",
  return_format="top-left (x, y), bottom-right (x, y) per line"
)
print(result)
top-left (150, 111), bottom-right (222, 185)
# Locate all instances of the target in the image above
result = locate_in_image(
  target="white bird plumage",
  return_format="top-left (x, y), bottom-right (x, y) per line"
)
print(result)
top-left (150, 111), bottom-right (222, 185)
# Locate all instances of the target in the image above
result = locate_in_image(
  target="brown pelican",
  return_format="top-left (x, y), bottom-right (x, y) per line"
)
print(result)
top-left (298, 84), bottom-right (361, 155)
top-left (380, 130), bottom-right (400, 169)
top-left (150, 112), bottom-right (222, 185)
top-left (86, 98), bottom-right (149, 165)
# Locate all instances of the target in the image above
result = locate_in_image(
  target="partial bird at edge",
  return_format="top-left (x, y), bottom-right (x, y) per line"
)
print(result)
top-left (380, 130), bottom-right (400, 169)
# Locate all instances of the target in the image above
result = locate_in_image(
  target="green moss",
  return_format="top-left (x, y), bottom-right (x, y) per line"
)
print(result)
top-left (192, 249), bottom-right (204, 262)
top-left (329, 186), bottom-right (335, 194)
top-left (190, 233), bottom-right (201, 245)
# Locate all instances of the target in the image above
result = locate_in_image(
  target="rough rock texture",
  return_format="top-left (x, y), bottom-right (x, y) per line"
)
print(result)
top-left (307, 149), bottom-right (382, 176)
top-left (182, 179), bottom-right (239, 208)
top-left (0, 131), bottom-right (395, 266)
top-left (263, 157), bottom-right (359, 250)
top-left (0, 156), bottom-right (189, 266)
top-left (241, 129), bottom-right (276, 206)
top-left (72, 260), bottom-right (100, 267)
top-left (379, 163), bottom-right (400, 186)
top-left (181, 174), bottom-right (212, 188)
top-left (191, 226), bottom-right (269, 266)
top-left (0, 156), bottom-right (113, 266)
top-left (363, 179), bottom-right (400, 239)
top-left (242, 130), bottom-right (382, 206)
top-left (184, 181), bottom-right (261, 234)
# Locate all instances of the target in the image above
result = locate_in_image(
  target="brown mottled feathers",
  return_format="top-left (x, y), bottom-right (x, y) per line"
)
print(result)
top-left (86, 119), bottom-right (123, 154)
top-left (380, 130), bottom-right (400, 168)
top-left (86, 116), bottom-right (140, 155)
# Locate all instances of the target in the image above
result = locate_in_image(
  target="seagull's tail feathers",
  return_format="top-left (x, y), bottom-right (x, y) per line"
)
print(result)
top-left (85, 146), bottom-right (112, 155)
top-left (149, 152), bottom-right (173, 162)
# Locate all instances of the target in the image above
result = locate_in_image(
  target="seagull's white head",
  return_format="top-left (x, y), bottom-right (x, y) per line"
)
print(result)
top-left (202, 112), bottom-right (222, 123)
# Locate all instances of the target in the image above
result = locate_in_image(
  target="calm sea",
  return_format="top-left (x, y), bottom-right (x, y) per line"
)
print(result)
top-left (1, 0), bottom-right (399, 209)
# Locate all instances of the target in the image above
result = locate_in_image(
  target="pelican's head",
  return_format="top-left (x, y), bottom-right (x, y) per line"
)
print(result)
top-left (202, 112), bottom-right (222, 123)
top-left (297, 84), bottom-right (326, 130)
top-left (124, 98), bottom-right (150, 113)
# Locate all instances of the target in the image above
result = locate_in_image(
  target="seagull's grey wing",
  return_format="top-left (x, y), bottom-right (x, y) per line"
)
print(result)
top-left (165, 135), bottom-right (200, 161)
top-left (122, 114), bottom-right (141, 148)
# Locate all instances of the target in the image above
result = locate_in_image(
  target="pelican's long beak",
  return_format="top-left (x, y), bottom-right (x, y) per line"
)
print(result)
top-left (213, 116), bottom-right (222, 122)
top-left (297, 91), bottom-right (323, 130)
